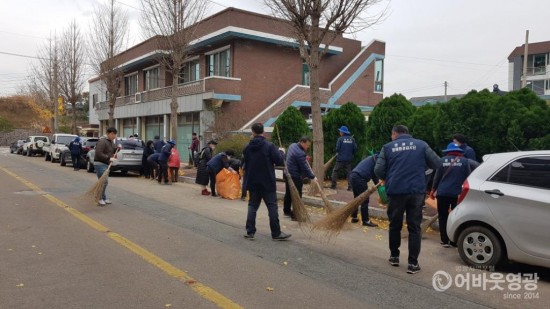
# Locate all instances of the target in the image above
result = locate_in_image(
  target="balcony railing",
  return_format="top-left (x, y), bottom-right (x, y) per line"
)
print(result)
top-left (524, 66), bottom-right (548, 77)
top-left (95, 77), bottom-right (243, 110)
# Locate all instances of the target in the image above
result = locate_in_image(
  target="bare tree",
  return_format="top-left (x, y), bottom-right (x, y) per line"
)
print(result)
top-left (140, 0), bottom-right (208, 142)
top-left (59, 20), bottom-right (86, 134)
top-left (29, 35), bottom-right (60, 131)
top-left (265, 0), bottom-right (387, 181)
top-left (89, 0), bottom-right (129, 128)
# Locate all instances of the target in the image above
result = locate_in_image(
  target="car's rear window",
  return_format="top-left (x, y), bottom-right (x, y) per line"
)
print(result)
top-left (35, 137), bottom-right (48, 142)
top-left (119, 139), bottom-right (143, 150)
top-left (85, 139), bottom-right (99, 147)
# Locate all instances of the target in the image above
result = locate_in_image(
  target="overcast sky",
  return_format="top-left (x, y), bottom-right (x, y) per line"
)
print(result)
top-left (0, 0), bottom-right (548, 99)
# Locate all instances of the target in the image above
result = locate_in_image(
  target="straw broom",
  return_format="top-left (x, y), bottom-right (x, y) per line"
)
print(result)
top-left (306, 160), bottom-right (335, 213)
top-left (86, 149), bottom-right (119, 203)
top-left (306, 155), bottom-right (336, 196)
top-left (275, 125), bottom-right (310, 223)
top-left (312, 183), bottom-right (381, 241)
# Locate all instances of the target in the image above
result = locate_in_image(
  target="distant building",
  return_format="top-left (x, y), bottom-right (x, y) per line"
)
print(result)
top-left (88, 7), bottom-right (385, 160)
top-left (508, 40), bottom-right (550, 99)
top-left (409, 94), bottom-right (465, 107)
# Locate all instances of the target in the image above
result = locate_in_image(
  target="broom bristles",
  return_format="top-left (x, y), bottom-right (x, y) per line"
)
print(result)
top-left (85, 166), bottom-right (110, 203)
top-left (286, 173), bottom-right (310, 224)
top-left (312, 184), bottom-right (379, 241)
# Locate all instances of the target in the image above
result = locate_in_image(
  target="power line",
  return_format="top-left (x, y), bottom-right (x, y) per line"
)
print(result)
top-left (0, 30), bottom-right (47, 40)
top-left (0, 51), bottom-right (50, 60)
top-left (387, 54), bottom-right (507, 68)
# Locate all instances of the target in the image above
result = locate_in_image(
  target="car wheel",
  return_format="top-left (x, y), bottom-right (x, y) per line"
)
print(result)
top-left (60, 156), bottom-right (66, 166)
top-left (458, 226), bottom-right (504, 270)
top-left (87, 160), bottom-right (95, 173)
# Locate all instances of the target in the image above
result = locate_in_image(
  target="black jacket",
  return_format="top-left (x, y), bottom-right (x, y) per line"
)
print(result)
top-left (243, 136), bottom-right (284, 192)
top-left (286, 143), bottom-right (314, 179)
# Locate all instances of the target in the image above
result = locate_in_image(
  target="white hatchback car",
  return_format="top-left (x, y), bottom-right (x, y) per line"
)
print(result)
top-left (447, 151), bottom-right (550, 269)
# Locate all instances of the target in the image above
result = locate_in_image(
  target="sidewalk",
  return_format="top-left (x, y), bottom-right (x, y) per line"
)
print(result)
top-left (178, 165), bottom-right (438, 224)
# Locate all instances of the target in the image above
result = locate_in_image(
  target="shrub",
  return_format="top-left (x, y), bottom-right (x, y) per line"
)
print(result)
top-left (215, 133), bottom-right (251, 160)
top-left (272, 106), bottom-right (309, 148)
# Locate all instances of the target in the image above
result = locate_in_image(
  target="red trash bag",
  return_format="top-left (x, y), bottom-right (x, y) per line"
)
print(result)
top-left (216, 168), bottom-right (241, 200)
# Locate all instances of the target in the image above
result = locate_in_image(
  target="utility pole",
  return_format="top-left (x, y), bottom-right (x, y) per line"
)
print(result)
top-left (522, 30), bottom-right (529, 88)
top-left (444, 81), bottom-right (448, 102)
top-left (53, 33), bottom-right (59, 133)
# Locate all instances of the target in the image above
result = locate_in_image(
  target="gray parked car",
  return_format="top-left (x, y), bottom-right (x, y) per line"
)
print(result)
top-left (447, 151), bottom-right (550, 269)
top-left (86, 138), bottom-right (144, 175)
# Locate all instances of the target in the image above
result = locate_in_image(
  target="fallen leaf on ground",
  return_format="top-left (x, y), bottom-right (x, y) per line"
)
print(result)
top-left (31, 245), bottom-right (36, 248)
top-left (8, 248), bottom-right (13, 251)
top-left (165, 304), bottom-right (172, 307)
top-left (38, 252), bottom-right (43, 255)
top-left (283, 261), bottom-right (288, 266)
top-left (16, 283), bottom-right (24, 287)
top-left (375, 234), bottom-right (383, 240)
top-left (266, 287), bottom-right (274, 292)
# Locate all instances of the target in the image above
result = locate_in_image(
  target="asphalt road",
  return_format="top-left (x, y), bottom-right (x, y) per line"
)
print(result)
top-left (0, 147), bottom-right (548, 308)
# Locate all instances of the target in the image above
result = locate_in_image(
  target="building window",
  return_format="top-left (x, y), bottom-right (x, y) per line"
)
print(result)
top-left (124, 74), bottom-right (138, 96)
top-left (528, 80), bottom-right (545, 95)
top-left (207, 49), bottom-right (231, 77)
top-left (144, 67), bottom-right (160, 90)
top-left (546, 80), bottom-right (550, 91)
top-left (374, 59), bottom-right (384, 92)
top-left (179, 60), bottom-right (200, 84)
top-left (302, 63), bottom-right (310, 86)
top-left (92, 94), bottom-right (98, 105)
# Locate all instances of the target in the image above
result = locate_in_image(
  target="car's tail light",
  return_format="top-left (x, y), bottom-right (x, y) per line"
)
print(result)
top-left (457, 179), bottom-right (469, 205)
top-left (83, 146), bottom-right (90, 152)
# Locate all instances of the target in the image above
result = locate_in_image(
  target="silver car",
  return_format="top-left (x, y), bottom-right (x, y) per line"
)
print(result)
top-left (447, 150), bottom-right (550, 269)
top-left (86, 138), bottom-right (144, 175)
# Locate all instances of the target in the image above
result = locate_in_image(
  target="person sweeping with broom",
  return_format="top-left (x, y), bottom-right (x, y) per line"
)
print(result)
top-left (374, 125), bottom-right (440, 274)
top-left (283, 136), bottom-right (317, 220)
top-left (94, 127), bottom-right (120, 206)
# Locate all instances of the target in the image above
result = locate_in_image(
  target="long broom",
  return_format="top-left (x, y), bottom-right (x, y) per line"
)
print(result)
top-left (312, 183), bottom-right (381, 241)
top-left (86, 149), bottom-right (119, 203)
top-left (306, 155), bottom-right (336, 196)
top-left (306, 160), bottom-right (335, 213)
top-left (275, 125), bottom-right (310, 223)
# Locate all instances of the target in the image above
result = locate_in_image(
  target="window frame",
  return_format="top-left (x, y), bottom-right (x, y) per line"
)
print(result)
top-left (206, 47), bottom-right (231, 78)
top-left (143, 66), bottom-right (160, 91)
top-left (179, 59), bottom-right (200, 84)
top-left (374, 59), bottom-right (384, 93)
top-left (124, 73), bottom-right (138, 96)
top-left (489, 155), bottom-right (550, 190)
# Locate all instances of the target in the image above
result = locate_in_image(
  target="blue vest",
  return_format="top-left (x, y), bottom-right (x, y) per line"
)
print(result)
top-left (382, 135), bottom-right (429, 195)
top-left (435, 155), bottom-right (471, 197)
top-left (352, 155), bottom-right (378, 183)
top-left (336, 135), bottom-right (357, 162)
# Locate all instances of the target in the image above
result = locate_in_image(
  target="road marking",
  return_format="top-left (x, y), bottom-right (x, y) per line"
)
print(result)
top-left (0, 166), bottom-right (242, 309)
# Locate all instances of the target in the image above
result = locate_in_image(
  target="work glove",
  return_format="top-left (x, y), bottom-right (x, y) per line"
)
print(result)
top-left (312, 177), bottom-right (318, 183)
top-left (278, 147), bottom-right (286, 154)
top-left (429, 189), bottom-right (436, 200)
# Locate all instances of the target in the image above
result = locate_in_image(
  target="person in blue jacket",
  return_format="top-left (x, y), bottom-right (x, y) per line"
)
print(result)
top-left (331, 125), bottom-right (357, 190)
top-left (153, 135), bottom-right (165, 154)
top-left (349, 153), bottom-right (379, 227)
top-left (243, 123), bottom-right (291, 241)
top-left (430, 143), bottom-right (479, 247)
top-left (374, 125), bottom-right (440, 274)
top-left (206, 150), bottom-right (235, 197)
top-left (283, 136), bottom-right (317, 219)
top-left (452, 133), bottom-right (477, 161)
top-left (157, 140), bottom-right (175, 185)
top-left (68, 136), bottom-right (83, 171)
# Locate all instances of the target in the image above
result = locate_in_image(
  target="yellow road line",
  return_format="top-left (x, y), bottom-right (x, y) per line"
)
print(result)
top-left (0, 166), bottom-right (242, 309)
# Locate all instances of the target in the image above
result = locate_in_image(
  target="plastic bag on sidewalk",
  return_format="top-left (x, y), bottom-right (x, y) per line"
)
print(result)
top-left (216, 168), bottom-right (241, 200)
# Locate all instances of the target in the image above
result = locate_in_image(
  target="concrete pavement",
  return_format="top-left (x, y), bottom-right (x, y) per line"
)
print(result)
top-left (1, 147), bottom-right (548, 308)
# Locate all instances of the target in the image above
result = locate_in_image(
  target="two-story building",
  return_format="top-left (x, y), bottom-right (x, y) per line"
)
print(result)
top-left (89, 7), bottom-right (386, 160)
top-left (508, 40), bottom-right (550, 99)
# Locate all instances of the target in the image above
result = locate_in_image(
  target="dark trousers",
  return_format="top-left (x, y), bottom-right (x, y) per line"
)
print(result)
top-left (208, 167), bottom-right (217, 195)
top-left (283, 176), bottom-right (303, 215)
top-left (331, 161), bottom-right (352, 189)
top-left (246, 190), bottom-right (281, 238)
top-left (158, 161), bottom-right (169, 183)
top-left (350, 172), bottom-right (370, 222)
top-left (241, 172), bottom-right (248, 199)
top-left (169, 167), bottom-right (179, 182)
top-left (437, 196), bottom-right (458, 243)
top-left (387, 194), bottom-right (424, 265)
top-left (147, 161), bottom-right (158, 179)
top-left (71, 154), bottom-right (80, 170)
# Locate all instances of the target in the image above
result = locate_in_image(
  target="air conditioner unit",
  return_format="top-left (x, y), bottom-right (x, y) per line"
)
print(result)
top-left (135, 92), bottom-right (142, 103)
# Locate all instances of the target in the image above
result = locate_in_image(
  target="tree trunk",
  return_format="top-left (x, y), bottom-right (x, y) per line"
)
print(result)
top-left (72, 102), bottom-right (77, 134)
top-left (309, 50), bottom-right (324, 185)
top-left (170, 72), bottom-right (179, 142)
top-left (108, 94), bottom-right (115, 128)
